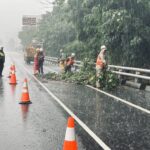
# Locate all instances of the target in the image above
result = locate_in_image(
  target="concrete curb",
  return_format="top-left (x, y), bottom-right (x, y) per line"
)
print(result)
top-left (125, 81), bottom-right (142, 89)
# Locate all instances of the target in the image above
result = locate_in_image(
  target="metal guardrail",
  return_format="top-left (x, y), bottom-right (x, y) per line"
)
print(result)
top-left (108, 65), bottom-right (150, 73)
top-left (44, 56), bottom-right (150, 80)
top-left (45, 56), bottom-right (58, 63)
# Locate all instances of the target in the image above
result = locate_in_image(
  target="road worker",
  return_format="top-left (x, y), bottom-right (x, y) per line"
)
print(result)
top-left (38, 48), bottom-right (45, 75)
top-left (0, 47), bottom-right (5, 77)
top-left (59, 49), bottom-right (67, 72)
top-left (65, 53), bottom-right (75, 73)
top-left (96, 45), bottom-right (107, 88)
top-left (33, 48), bottom-right (40, 75)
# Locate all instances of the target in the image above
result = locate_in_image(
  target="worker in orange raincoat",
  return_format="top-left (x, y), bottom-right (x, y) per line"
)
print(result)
top-left (96, 45), bottom-right (107, 88)
top-left (33, 48), bottom-right (40, 75)
top-left (65, 53), bottom-right (75, 73)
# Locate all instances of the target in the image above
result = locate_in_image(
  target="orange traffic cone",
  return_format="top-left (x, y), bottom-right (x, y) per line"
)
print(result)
top-left (63, 117), bottom-right (78, 150)
top-left (19, 78), bottom-right (32, 104)
top-left (8, 64), bottom-right (13, 78)
top-left (9, 70), bottom-right (17, 84)
top-left (12, 63), bottom-right (16, 72)
top-left (8, 63), bottom-right (16, 78)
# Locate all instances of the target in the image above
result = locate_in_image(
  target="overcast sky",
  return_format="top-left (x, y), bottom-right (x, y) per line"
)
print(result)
top-left (0, 0), bottom-right (51, 46)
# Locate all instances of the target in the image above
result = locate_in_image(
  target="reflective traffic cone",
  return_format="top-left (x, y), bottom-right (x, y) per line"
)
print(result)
top-left (12, 63), bottom-right (16, 72)
top-left (19, 78), bottom-right (32, 104)
top-left (9, 70), bottom-right (17, 84)
top-left (63, 117), bottom-right (78, 150)
top-left (8, 64), bottom-right (13, 78)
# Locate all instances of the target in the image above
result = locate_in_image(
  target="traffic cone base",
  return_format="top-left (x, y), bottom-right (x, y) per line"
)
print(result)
top-left (63, 141), bottom-right (77, 150)
top-left (19, 93), bottom-right (31, 104)
top-left (19, 101), bottom-right (32, 104)
top-left (8, 75), bottom-right (11, 78)
top-left (9, 80), bottom-right (17, 84)
top-left (9, 82), bottom-right (17, 85)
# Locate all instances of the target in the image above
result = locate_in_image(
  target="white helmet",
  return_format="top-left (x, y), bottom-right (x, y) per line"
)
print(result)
top-left (101, 45), bottom-right (107, 50)
top-left (40, 48), bottom-right (43, 52)
top-left (36, 48), bottom-right (40, 52)
top-left (71, 53), bottom-right (75, 57)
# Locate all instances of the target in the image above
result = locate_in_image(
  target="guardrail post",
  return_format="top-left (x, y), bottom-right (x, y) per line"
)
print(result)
top-left (118, 69), bottom-right (127, 84)
top-left (134, 71), bottom-right (140, 83)
top-left (118, 69), bottom-right (123, 79)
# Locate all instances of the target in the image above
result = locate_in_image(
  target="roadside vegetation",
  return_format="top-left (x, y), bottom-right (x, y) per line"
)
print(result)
top-left (18, 0), bottom-right (150, 89)
top-left (19, 0), bottom-right (150, 68)
top-left (43, 58), bottom-right (119, 90)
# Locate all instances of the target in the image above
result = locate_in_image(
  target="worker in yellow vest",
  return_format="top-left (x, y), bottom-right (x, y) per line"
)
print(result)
top-left (59, 49), bottom-right (67, 72)
top-left (96, 45), bottom-right (107, 88)
top-left (65, 53), bottom-right (75, 73)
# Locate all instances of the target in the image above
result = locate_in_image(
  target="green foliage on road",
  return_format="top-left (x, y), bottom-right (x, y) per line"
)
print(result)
top-left (19, 0), bottom-right (150, 68)
top-left (43, 59), bottom-right (96, 85)
top-left (98, 70), bottom-right (119, 90)
top-left (44, 58), bottom-right (119, 90)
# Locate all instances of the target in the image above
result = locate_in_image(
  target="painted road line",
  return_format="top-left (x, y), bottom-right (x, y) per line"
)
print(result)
top-left (21, 65), bottom-right (111, 150)
top-left (86, 85), bottom-right (150, 114)
top-left (39, 67), bottom-right (150, 114)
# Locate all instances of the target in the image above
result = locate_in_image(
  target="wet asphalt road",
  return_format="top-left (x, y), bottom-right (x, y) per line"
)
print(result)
top-left (0, 51), bottom-right (150, 150)
top-left (0, 52), bottom-right (85, 150)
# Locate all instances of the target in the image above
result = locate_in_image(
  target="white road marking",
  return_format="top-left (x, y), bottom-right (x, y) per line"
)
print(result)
top-left (40, 66), bottom-right (150, 115)
top-left (86, 85), bottom-right (150, 114)
top-left (21, 65), bottom-right (111, 150)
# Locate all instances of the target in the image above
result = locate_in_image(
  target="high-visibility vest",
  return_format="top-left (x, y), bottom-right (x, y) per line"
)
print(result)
top-left (67, 57), bottom-right (74, 66)
top-left (96, 57), bottom-right (104, 68)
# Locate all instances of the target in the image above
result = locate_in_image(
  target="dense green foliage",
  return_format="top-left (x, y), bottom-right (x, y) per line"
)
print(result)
top-left (43, 58), bottom-right (119, 90)
top-left (18, 26), bottom-right (37, 49)
top-left (19, 0), bottom-right (150, 67)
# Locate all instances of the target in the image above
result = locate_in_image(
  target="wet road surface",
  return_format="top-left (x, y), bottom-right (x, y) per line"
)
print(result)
top-left (0, 52), bottom-right (85, 150)
top-left (43, 81), bottom-right (150, 150)
top-left (0, 51), bottom-right (150, 150)
top-left (110, 86), bottom-right (150, 110)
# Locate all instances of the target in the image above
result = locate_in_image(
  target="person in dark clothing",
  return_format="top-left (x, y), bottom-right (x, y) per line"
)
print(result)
top-left (0, 47), bottom-right (5, 77)
top-left (38, 48), bottom-right (44, 75)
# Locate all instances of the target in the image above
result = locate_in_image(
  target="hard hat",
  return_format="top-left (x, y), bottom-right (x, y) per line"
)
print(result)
top-left (71, 53), bottom-right (75, 57)
top-left (36, 48), bottom-right (40, 52)
top-left (40, 48), bottom-right (43, 52)
top-left (101, 45), bottom-right (107, 50)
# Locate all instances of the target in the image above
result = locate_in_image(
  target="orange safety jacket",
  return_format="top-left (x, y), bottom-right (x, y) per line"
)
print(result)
top-left (66, 57), bottom-right (74, 66)
top-left (96, 57), bottom-right (104, 68)
top-left (96, 49), bottom-right (106, 68)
